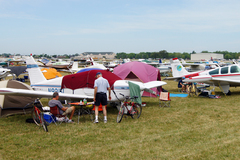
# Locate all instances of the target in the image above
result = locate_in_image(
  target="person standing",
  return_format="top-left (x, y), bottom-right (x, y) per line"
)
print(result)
top-left (93, 72), bottom-right (111, 123)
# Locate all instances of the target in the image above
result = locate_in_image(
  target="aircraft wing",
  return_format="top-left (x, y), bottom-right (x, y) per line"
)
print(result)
top-left (0, 88), bottom-right (93, 100)
top-left (140, 81), bottom-right (167, 89)
top-left (182, 63), bottom-right (204, 66)
top-left (164, 76), bottom-right (182, 81)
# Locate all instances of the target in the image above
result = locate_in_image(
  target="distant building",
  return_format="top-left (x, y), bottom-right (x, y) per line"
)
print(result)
top-left (78, 52), bottom-right (116, 59)
top-left (191, 53), bottom-right (223, 61)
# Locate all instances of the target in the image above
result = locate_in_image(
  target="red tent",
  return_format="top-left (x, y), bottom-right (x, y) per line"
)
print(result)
top-left (61, 70), bottom-right (121, 90)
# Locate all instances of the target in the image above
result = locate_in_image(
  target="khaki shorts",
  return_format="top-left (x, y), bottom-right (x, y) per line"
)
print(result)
top-left (62, 107), bottom-right (73, 116)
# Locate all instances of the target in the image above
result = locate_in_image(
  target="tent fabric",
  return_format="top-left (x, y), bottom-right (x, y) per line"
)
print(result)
top-left (8, 66), bottom-right (27, 77)
top-left (0, 80), bottom-right (35, 117)
top-left (128, 81), bottom-right (142, 104)
top-left (113, 61), bottom-right (162, 97)
top-left (61, 70), bottom-right (121, 90)
top-left (76, 68), bottom-right (103, 74)
top-left (41, 68), bottom-right (62, 80)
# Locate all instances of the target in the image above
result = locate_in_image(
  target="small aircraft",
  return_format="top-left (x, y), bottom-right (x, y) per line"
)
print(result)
top-left (165, 58), bottom-right (240, 94)
top-left (0, 56), bottom-right (167, 102)
top-left (39, 58), bottom-right (73, 70)
top-left (70, 57), bottom-right (108, 73)
top-left (181, 59), bottom-right (220, 72)
top-left (0, 67), bottom-right (11, 80)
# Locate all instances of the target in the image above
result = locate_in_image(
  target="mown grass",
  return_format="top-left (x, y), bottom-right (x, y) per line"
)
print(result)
top-left (1, 79), bottom-right (240, 159)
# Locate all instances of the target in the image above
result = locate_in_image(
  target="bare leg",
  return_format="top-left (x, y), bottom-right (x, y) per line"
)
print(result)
top-left (102, 105), bottom-right (107, 117)
top-left (69, 106), bottom-right (75, 120)
top-left (95, 106), bottom-right (99, 117)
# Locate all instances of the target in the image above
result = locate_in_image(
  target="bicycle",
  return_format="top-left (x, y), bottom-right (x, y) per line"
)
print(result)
top-left (116, 93), bottom-right (142, 123)
top-left (28, 98), bottom-right (48, 132)
top-left (187, 83), bottom-right (198, 97)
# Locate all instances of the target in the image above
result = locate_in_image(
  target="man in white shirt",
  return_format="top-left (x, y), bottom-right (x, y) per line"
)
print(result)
top-left (93, 72), bottom-right (111, 123)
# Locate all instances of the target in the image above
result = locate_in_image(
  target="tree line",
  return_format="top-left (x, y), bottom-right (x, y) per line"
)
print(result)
top-left (116, 50), bottom-right (240, 60)
top-left (1, 51), bottom-right (240, 60)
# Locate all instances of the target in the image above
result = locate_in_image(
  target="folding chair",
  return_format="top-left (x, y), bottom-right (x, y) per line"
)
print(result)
top-left (159, 92), bottom-right (171, 107)
top-left (50, 106), bottom-right (66, 125)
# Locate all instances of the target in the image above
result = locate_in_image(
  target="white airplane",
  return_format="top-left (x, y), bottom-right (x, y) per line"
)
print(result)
top-left (181, 59), bottom-right (220, 72)
top-left (0, 67), bottom-right (11, 80)
top-left (70, 57), bottom-right (108, 73)
top-left (0, 56), bottom-right (167, 102)
top-left (40, 58), bottom-right (73, 69)
top-left (165, 58), bottom-right (240, 94)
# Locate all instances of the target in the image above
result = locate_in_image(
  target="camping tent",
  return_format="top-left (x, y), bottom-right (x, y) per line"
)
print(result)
top-left (41, 68), bottom-right (62, 80)
top-left (0, 80), bottom-right (35, 117)
top-left (113, 61), bottom-right (161, 97)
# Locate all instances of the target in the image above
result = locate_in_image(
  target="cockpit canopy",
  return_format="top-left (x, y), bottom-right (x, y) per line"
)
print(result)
top-left (209, 65), bottom-right (240, 75)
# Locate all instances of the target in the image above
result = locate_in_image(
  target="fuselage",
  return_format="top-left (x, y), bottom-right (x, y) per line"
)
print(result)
top-left (31, 78), bottom-right (135, 102)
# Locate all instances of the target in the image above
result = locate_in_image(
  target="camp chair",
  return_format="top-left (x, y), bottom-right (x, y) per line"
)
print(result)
top-left (159, 92), bottom-right (171, 107)
top-left (50, 106), bottom-right (66, 125)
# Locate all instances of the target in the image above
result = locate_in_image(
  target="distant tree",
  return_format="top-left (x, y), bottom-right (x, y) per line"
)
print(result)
top-left (127, 53), bottom-right (136, 59)
top-left (116, 52), bottom-right (127, 59)
top-left (225, 54), bottom-right (232, 59)
top-left (201, 51), bottom-right (209, 53)
top-left (159, 50), bottom-right (168, 58)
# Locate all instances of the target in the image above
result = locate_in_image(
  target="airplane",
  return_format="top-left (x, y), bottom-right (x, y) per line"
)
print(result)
top-left (165, 58), bottom-right (240, 94)
top-left (70, 57), bottom-right (108, 73)
top-left (181, 59), bottom-right (220, 72)
top-left (0, 67), bottom-right (11, 80)
top-left (39, 58), bottom-right (73, 70)
top-left (0, 55), bottom-right (167, 102)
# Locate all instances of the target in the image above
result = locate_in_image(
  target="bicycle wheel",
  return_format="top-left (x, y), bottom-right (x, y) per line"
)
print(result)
top-left (188, 86), bottom-right (193, 97)
top-left (130, 103), bottom-right (142, 119)
top-left (31, 109), bottom-right (41, 126)
top-left (40, 113), bottom-right (48, 132)
top-left (116, 105), bottom-right (124, 123)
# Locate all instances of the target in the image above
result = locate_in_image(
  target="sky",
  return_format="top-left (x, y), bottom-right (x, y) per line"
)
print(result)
top-left (0, 0), bottom-right (240, 55)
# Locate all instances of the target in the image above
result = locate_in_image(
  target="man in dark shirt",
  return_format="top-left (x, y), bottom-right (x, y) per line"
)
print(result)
top-left (48, 92), bottom-right (75, 123)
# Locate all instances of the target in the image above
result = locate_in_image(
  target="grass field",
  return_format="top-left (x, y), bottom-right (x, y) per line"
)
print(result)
top-left (1, 79), bottom-right (240, 159)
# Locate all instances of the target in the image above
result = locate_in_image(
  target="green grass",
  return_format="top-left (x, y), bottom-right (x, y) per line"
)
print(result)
top-left (1, 79), bottom-right (240, 159)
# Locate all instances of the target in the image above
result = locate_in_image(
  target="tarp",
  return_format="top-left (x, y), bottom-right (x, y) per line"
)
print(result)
top-left (8, 66), bottom-right (27, 77)
top-left (128, 81), bottom-right (141, 104)
top-left (41, 68), bottom-right (62, 80)
top-left (113, 61), bottom-right (161, 97)
top-left (0, 80), bottom-right (35, 117)
top-left (61, 70), bottom-right (121, 90)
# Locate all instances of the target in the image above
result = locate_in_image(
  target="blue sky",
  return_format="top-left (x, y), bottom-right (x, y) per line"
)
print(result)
top-left (1, 0), bottom-right (240, 55)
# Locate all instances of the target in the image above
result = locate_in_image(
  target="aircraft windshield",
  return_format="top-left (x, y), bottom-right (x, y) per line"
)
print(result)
top-left (230, 66), bottom-right (240, 73)
top-left (209, 68), bottom-right (219, 75)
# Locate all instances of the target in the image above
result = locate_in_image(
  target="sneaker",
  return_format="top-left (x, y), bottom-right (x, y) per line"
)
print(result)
top-left (104, 120), bottom-right (107, 123)
top-left (67, 119), bottom-right (74, 123)
top-left (94, 119), bottom-right (99, 123)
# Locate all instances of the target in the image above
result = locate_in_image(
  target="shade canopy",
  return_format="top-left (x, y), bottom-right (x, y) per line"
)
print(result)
top-left (61, 70), bottom-right (121, 90)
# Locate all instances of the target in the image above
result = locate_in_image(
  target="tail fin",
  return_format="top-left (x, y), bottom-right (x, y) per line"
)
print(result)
top-left (88, 57), bottom-right (97, 66)
top-left (170, 58), bottom-right (189, 77)
top-left (71, 62), bottom-right (79, 70)
top-left (41, 58), bottom-right (50, 65)
top-left (26, 56), bottom-right (47, 85)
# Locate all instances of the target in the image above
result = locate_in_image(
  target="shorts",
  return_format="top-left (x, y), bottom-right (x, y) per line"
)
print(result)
top-left (95, 93), bottom-right (108, 106)
top-left (62, 107), bottom-right (73, 116)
